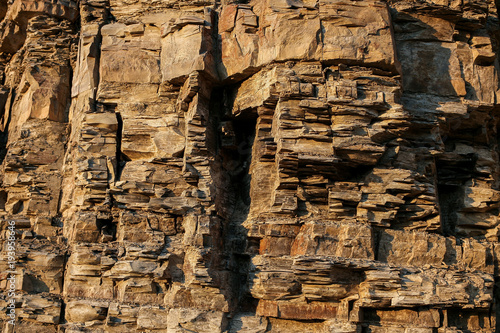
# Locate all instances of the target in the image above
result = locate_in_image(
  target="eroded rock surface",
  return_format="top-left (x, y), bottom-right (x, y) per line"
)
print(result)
top-left (0, 0), bottom-right (500, 332)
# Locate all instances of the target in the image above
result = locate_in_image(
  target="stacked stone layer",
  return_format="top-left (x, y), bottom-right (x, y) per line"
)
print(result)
top-left (0, 0), bottom-right (500, 332)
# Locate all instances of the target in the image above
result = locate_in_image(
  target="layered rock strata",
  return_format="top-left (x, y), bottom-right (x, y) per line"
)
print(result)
top-left (0, 0), bottom-right (500, 332)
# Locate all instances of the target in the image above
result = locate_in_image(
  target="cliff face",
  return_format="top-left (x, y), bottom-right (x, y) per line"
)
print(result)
top-left (0, 0), bottom-right (500, 332)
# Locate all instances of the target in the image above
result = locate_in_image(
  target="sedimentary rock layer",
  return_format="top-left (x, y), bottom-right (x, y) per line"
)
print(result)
top-left (0, 0), bottom-right (500, 332)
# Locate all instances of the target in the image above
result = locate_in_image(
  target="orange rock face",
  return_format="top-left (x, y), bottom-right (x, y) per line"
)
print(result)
top-left (0, 0), bottom-right (500, 332)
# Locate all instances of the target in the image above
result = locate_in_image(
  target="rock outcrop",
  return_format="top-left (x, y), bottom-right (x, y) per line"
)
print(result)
top-left (0, 0), bottom-right (500, 332)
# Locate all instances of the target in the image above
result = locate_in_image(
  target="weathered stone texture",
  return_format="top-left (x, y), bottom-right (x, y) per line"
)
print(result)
top-left (0, 0), bottom-right (500, 332)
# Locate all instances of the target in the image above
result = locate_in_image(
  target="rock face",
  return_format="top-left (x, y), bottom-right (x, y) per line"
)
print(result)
top-left (0, 0), bottom-right (500, 332)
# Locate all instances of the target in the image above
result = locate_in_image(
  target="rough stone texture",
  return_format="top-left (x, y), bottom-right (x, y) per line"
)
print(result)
top-left (0, 0), bottom-right (499, 332)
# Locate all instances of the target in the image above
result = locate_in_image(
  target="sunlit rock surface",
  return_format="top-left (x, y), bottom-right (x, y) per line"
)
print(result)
top-left (0, 0), bottom-right (500, 332)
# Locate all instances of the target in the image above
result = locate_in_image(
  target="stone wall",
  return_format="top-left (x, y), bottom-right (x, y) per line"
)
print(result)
top-left (0, 0), bottom-right (499, 332)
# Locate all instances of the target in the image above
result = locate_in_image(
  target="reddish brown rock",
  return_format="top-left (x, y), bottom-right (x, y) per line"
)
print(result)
top-left (257, 300), bottom-right (338, 320)
top-left (0, 0), bottom-right (499, 332)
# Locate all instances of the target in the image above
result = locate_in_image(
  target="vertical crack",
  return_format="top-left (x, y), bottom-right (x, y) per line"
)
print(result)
top-left (115, 111), bottom-right (124, 180)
